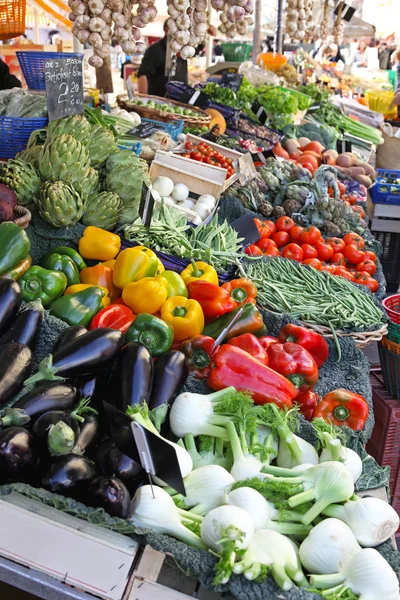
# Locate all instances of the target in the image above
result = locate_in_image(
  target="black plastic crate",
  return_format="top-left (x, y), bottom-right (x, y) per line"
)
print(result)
top-left (371, 229), bottom-right (400, 292)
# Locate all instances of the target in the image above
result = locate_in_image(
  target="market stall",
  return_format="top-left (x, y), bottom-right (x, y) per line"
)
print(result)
top-left (0, 0), bottom-right (400, 598)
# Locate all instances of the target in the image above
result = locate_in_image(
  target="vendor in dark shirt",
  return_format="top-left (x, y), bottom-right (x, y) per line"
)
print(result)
top-left (0, 59), bottom-right (22, 91)
top-left (137, 21), bottom-right (188, 97)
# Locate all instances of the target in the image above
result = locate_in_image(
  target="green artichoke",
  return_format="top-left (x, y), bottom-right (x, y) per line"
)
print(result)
top-left (16, 146), bottom-right (41, 170)
top-left (27, 128), bottom-right (47, 148)
top-left (46, 115), bottom-right (91, 144)
top-left (36, 181), bottom-right (86, 227)
top-left (106, 150), bottom-right (141, 172)
top-left (74, 167), bottom-right (99, 200)
top-left (38, 134), bottom-right (90, 190)
top-left (105, 160), bottom-right (150, 224)
top-left (82, 191), bottom-right (123, 230)
top-left (0, 158), bottom-right (40, 207)
top-left (86, 125), bottom-right (118, 169)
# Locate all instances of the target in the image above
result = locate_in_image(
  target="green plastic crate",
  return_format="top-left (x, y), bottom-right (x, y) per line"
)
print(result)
top-left (221, 43), bottom-right (252, 62)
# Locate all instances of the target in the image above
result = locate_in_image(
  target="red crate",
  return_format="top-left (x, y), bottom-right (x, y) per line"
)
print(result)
top-left (367, 373), bottom-right (400, 514)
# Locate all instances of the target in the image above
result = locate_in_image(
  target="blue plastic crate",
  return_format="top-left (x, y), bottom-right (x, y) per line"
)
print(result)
top-left (141, 117), bottom-right (183, 141)
top-left (117, 140), bottom-right (142, 155)
top-left (370, 168), bottom-right (400, 205)
top-left (16, 51), bottom-right (84, 90)
top-left (0, 116), bottom-right (48, 159)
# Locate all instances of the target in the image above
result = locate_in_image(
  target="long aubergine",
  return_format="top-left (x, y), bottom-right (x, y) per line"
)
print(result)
top-left (73, 414), bottom-right (100, 454)
top-left (0, 427), bottom-right (39, 484)
top-left (86, 477), bottom-right (131, 518)
top-left (25, 329), bottom-right (124, 386)
top-left (52, 325), bottom-right (87, 354)
top-left (113, 342), bottom-right (153, 412)
top-left (149, 351), bottom-right (188, 410)
top-left (96, 438), bottom-right (143, 482)
top-left (0, 382), bottom-right (79, 427)
top-left (0, 300), bottom-right (43, 349)
top-left (42, 454), bottom-right (96, 496)
top-left (0, 279), bottom-right (21, 336)
top-left (0, 343), bottom-right (32, 407)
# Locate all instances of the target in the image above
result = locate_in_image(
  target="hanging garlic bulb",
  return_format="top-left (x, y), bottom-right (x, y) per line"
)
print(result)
top-left (89, 53), bottom-right (104, 68)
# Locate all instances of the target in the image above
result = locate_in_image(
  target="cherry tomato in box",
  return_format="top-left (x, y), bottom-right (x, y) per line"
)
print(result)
top-left (272, 231), bottom-right (290, 247)
top-left (343, 244), bottom-right (365, 265)
top-left (301, 244), bottom-right (318, 260)
top-left (315, 241), bottom-right (334, 262)
top-left (356, 260), bottom-right (376, 276)
top-left (281, 243), bottom-right (304, 261)
top-left (327, 237), bottom-right (345, 253)
top-left (299, 226), bottom-right (321, 245)
top-left (343, 232), bottom-right (365, 249)
top-left (276, 216), bottom-right (295, 233)
top-left (290, 225), bottom-right (304, 243)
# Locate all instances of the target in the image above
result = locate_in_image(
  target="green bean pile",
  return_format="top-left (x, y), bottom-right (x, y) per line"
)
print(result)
top-left (242, 257), bottom-right (385, 331)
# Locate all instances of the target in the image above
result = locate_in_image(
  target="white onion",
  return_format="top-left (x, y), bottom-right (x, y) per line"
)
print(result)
top-left (153, 176), bottom-right (175, 197)
top-left (172, 183), bottom-right (189, 202)
top-left (194, 204), bottom-right (210, 221)
top-left (88, 31), bottom-right (103, 48)
top-left (197, 194), bottom-right (216, 210)
top-left (89, 53), bottom-right (104, 68)
top-left (180, 198), bottom-right (195, 210)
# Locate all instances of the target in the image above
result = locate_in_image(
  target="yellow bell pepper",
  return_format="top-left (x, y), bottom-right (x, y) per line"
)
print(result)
top-left (161, 296), bottom-right (204, 342)
top-left (64, 283), bottom-right (110, 307)
top-left (181, 260), bottom-right (218, 286)
top-left (122, 277), bottom-right (169, 314)
top-left (102, 259), bottom-right (116, 268)
top-left (113, 246), bottom-right (158, 290)
top-left (156, 258), bottom-right (165, 275)
top-left (79, 227), bottom-right (121, 261)
top-left (80, 264), bottom-right (121, 301)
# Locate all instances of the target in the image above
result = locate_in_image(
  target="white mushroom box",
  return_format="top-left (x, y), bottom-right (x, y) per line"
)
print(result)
top-left (149, 151), bottom-right (226, 225)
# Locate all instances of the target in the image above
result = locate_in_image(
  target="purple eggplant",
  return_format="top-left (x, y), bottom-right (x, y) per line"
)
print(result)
top-left (86, 476), bottom-right (131, 518)
top-left (25, 329), bottom-right (124, 386)
top-left (33, 410), bottom-right (81, 440)
top-left (0, 300), bottom-right (43, 349)
top-left (0, 427), bottom-right (38, 483)
top-left (0, 382), bottom-right (79, 428)
top-left (149, 350), bottom-right (188, 410)
top-left (96, 438), bottom-right (143, 483)
top-left (32, 410), bottom-right (81, 457)
top-left (113, 342), bottom-right (153, 412)
top-left (42, 454), bottom-right (96, 496)
top-left (0, 343), bottom-right (32, 407)
top-left (52, 325), bottom-right (87, 354)
top-left (73, 414), bottom-right (100, 454)
top-left (0, 279), bottom-right (21, 336)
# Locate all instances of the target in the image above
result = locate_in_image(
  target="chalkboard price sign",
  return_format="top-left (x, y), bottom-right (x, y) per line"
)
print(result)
top-left (126, 121), bottom-right (167, 139)
top-left (220, 72), bottom-right (243, 92)
top-left (44, 56), bottom-right (84, 122)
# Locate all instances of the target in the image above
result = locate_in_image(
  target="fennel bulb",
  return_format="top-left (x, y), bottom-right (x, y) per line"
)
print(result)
top-left (200, 505), bottom-right (254, 585)
top-left (224, 487), bottom-right (310, 536)
top-left (234, 530), bottom-right (309, 589)
top-left (129, 485), bottom-right (206, 551)
top-left (127, 404), bottom-right (193, 485)
top-left (180, 434), bottom-right (233, 471)
top-left (171, 465), bottom-right (234, 515)
top-left (299, 518), bottom-right (361, 574)
top-left (310, 548), bottom-right (400, 600)
top-left (314, 419), bottom-right (363, 483)
top-left (169, 388), bottom-right (236, 439)
top-left (323, 496), bottom-right (400, 547)
top-left (226, 421), bottom-right (264, 480)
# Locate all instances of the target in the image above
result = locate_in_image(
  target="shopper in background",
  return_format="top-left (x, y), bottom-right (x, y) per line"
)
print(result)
top-left (378, 41), bottom-right (390, 70)
top-left (390, 47), bottom-right (400, 70)
top-left (350, 40), bottom-right (368, 67)
top-left (0, 59), bottom-right (21, 91)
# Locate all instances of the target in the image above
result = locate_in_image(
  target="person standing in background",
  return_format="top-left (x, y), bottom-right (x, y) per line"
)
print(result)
top-left (378, 42), bottom-right (390, 70)
top-left (0, 59), bottom-right (21, 91)
top-left (350, 40), bottom-right (368, 67)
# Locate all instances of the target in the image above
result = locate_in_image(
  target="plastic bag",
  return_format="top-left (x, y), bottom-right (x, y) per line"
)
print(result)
top-left (0, 88), bottom-right (26, 115)
top-left (6, 92), bottom-right (47, 118)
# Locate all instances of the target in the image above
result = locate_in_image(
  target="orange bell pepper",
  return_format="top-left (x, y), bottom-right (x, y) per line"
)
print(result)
top-left (80, 264), bottom-right (121, 301)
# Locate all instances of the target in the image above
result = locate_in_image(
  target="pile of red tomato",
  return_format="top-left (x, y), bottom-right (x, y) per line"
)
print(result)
top-left (246, 216), bottom-right (378, 293)
top-left (183, 141), bottom-right (236, 180)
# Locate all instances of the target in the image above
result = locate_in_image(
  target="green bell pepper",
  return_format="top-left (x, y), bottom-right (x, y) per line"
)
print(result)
top-left (50, 285), bottom-right (105, 327)
top-left (19, 266), bottom-right (67, 307)
top-left (156, 270), bottom-right (188, 299)
top-left (203, 303), bottom-right (267, 340)
top-left (0, 222), bottom-right (30, 276)
top-left (42, 253), bottom-right (80, 287)
top-left (125, 313), bottom-right (174, 357)
top-left (41, 246), bottom-right (87, 272)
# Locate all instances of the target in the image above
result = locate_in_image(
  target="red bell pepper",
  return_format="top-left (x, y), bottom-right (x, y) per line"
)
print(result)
top-left (312, 389), bottom-right (368, 430)
top-left (227, 333), bottom-right (268, 365)
top-left (187, 280), bottom-right (236, 322)
top-left (267, 342), bottom-right (318, 392)
top-left (221, 278), bottom-right (257, 306)
top-left (278, 324), bottom-right (329, 368)
top-left (90, 304), bottom-right (135, 333)
top-left (259, 335), bottom-right (279, 351)
top-left (295, 390), bottom-right (320, 421)
top-left (208, 345), bottom-right (297, 409)
top-left (180, 335), bottom-right (215, 379)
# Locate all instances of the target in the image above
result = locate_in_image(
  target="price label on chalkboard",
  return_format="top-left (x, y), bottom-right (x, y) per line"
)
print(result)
top-left (44, 55), bottom-right (84, 122)
top-left (180, 89), bottom-right (209, 109)
top-left (251, 101), bottom-right (268, 125)
top-left (139, 181), bottom-right (157, 227)
top-left (220, 72), bottom-right (243, 92)
top-left (126, 121), bottom-right (166, 139)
